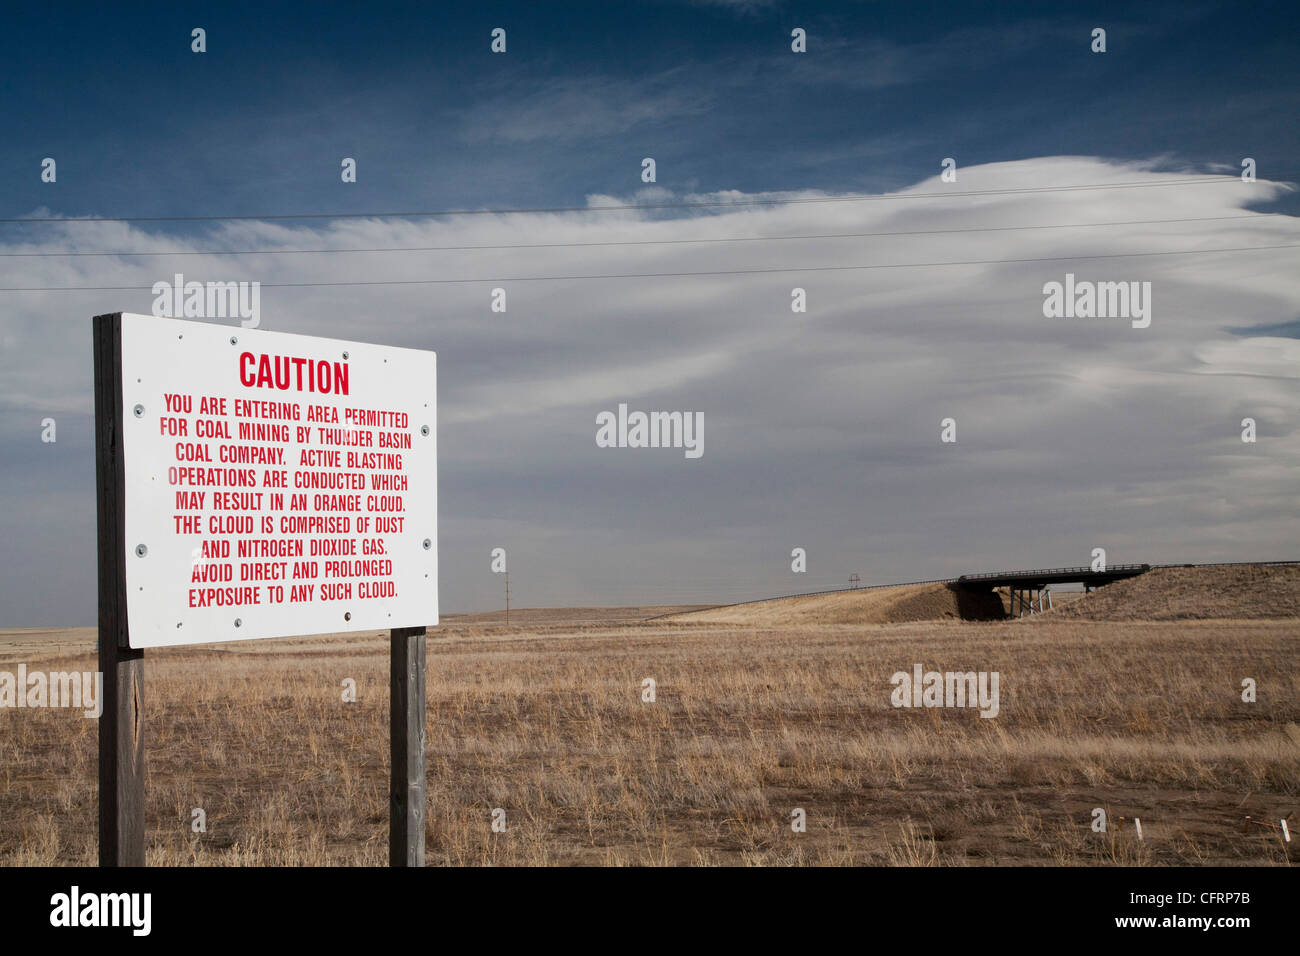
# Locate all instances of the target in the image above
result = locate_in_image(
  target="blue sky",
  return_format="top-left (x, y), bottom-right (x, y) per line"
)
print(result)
top-left (6, 1), bottom-right (1298, 220)
top-left (2, 1), bottom-right (1298, 624)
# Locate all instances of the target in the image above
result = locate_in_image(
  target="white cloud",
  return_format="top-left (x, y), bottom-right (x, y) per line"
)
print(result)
top-left (1192, 338), bottom-right (1300, 378)
top-left (1, 156), bottom-right (1297, 618)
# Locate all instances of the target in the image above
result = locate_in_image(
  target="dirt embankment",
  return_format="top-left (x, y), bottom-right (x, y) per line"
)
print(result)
top-left (1045, 564), bottom-right (1300, 621)
top-left (672, 582), bottom-right (1004, 626)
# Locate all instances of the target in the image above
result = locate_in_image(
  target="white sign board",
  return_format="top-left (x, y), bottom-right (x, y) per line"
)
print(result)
top-left (118, 313), bottom-right (437, 648)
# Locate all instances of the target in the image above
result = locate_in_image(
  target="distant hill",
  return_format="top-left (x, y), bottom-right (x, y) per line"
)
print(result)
top-left (442, 605), bottom-right (713, 626)
top-left (667, 582), bottom-right (1004, 626)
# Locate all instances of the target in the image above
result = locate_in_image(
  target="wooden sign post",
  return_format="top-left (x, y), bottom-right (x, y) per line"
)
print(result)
top-left (92, 312), bottom-right (438, 867)
top-left (389, 626), bottom-right (427, 866)
top-left (94, 314), bottom-right (146, 867)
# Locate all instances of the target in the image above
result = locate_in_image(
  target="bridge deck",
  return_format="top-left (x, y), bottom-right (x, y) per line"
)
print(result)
top-left (956, 564), bottom-right (1151, 589)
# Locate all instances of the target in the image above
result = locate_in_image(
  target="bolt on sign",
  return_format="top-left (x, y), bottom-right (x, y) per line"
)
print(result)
top-left (117, 312), bottom-right (438, 646)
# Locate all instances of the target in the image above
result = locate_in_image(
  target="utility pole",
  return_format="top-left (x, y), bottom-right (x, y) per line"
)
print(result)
top-left (849, 573), bottom-right (860, 589)
top-left (505, 571), bottom-right (510, 625)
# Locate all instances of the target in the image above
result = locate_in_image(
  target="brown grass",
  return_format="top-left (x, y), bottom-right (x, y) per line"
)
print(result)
top-left (1, 595), bottom-right (1296, 866)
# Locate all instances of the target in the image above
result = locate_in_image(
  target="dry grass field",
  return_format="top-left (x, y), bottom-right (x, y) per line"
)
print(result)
top-left (1, 566), bottom-right (1296, 866)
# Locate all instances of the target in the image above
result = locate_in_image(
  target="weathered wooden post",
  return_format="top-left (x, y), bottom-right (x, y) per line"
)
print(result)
top-left (94, 313), bottom-right (146, 866)
top-left (390, 626), bottom-right (427, 866)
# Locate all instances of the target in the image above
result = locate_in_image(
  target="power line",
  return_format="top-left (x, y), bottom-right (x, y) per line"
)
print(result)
top-left (1, 242), bottom-right (1294, 292)
top-left (0, 177), bottom-right (1248, 225)
top-left (0, 214), bottom-right (1280, 259)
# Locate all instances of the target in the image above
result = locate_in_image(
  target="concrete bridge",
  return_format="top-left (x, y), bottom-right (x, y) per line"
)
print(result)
top-left (955, 564), bottom-right (1152, 617)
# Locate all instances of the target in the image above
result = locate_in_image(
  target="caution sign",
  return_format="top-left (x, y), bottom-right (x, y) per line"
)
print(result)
top-left (117, 313), bottom-right (437, 647)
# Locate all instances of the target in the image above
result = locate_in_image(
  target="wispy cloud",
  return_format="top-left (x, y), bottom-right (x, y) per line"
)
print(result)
top-left (456, 68), bottom-right (717, 144)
